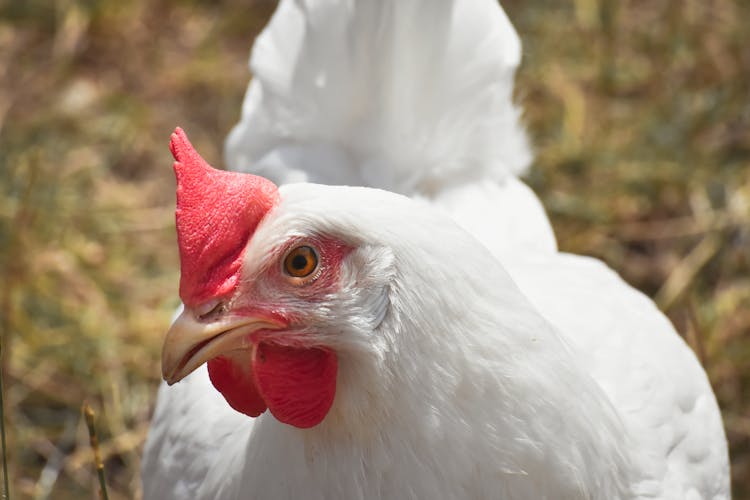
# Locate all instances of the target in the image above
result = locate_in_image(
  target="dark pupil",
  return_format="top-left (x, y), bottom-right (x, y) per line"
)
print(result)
top-left (291, 254), bottom-right (309, 270)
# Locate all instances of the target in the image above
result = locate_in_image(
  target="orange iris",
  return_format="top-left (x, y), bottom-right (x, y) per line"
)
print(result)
top-left (284, 246), bottom-right (318, 278)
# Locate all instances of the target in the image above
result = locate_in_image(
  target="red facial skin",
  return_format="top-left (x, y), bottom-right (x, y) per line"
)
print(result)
top-left (208, 238), bottom-right (351, 429)
top-left (205, 237), bottom-right (351, 428)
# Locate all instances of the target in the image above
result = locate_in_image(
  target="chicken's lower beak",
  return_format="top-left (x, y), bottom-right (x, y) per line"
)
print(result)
top-left (162, 308), bottom-right (281, 385)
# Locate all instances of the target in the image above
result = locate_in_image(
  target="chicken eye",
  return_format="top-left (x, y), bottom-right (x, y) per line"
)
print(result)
top-left (284, 245), bottom-right (318, 278)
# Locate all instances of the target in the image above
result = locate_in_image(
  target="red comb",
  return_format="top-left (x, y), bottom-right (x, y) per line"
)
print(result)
top-left (170, 127), bottom-right (278, 307)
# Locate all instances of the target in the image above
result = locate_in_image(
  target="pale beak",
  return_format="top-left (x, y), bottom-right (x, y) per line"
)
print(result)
top-left (162, 308), bottom-right (281, 384)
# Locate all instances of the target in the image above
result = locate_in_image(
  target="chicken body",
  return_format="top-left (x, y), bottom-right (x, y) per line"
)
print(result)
top-left (143, 180), bottom-right (728, 499)
top-left (142, 0), bottom-right (730, 498)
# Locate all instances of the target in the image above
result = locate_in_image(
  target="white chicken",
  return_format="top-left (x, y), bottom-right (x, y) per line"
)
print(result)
top-left (142, 1), bottom-right (730, 499)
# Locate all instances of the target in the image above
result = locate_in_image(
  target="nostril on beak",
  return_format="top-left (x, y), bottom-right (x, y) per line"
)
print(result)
top-left (195, 299), bottom-right (226, 320)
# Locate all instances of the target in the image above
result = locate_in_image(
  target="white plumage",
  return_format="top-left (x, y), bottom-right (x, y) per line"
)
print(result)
top-left (142, 1), bottom-right (730, 498)
top-left (224, 0), bottom-right (555, 257)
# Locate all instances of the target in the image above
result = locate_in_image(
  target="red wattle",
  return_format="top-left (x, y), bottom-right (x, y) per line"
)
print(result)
top-left (207, 356), bottom-right (267, 417)
top-left (253, 344), bottom-right (338, 429)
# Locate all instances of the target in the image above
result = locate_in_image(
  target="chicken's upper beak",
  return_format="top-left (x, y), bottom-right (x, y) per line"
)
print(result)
top-left (162, 308), bottom-right (281, 385)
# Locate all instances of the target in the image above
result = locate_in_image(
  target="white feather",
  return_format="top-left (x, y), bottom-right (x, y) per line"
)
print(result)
top-left (224, 0), bottom-right (555, 256)
top-left (147, 186), bottom-right (634, 499)
top-left (143, 0), bottom-right (730, 498)
top-left (144, 185), bottom-right (729, 499)
top-left (504, 254), bottom-right (730, 499)
top-left (226, 0), bottom-right (529, 190)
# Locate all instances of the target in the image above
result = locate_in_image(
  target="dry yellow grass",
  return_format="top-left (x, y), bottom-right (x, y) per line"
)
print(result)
top-left (0, 0), bottom-right (747, 497)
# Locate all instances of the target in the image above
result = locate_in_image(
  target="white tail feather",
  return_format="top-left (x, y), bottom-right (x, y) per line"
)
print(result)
top-left (225, 0), bottom-right (531, 196)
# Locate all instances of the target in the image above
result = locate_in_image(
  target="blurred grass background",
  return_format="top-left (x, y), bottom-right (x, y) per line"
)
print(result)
top-left (0, 0), bottom-right (747, 497)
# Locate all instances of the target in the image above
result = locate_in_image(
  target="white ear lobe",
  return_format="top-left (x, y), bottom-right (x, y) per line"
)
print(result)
top-left (344, 245), bottom-right (396, 289)
top-left (338, 245), bottom-right (395, 331)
